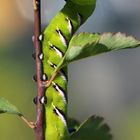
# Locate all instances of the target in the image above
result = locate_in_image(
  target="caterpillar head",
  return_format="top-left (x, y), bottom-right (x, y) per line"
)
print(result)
top-left (70, 0), bottom-right (96, 5)
top-left (67, 0), bottom-right (96, 23)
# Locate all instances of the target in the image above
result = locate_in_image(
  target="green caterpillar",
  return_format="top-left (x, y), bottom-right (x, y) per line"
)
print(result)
top-left (40, 0), bottom-right (96, 140)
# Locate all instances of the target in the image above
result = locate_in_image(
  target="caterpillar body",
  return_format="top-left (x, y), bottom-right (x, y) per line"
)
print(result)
top-left (41, 0), bottom-right (96, 140)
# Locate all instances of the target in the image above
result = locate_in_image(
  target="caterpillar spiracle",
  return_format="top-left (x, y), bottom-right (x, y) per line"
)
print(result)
top-left (40, 0), bottom-right (96, 140)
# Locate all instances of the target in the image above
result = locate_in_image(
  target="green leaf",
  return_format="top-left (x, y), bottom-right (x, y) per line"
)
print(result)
top-left (68, 118), bottom-right (80, 129)
top-left (60, 32), bottom-right (140, 67)
top-left (0, 97), bottom-right (21, 115)
top-left (47, 33), bottom-right (100, 83)
top-left (49, 32), bottom-right (140, 85)
top-left (63, 33), bottom-right (100, 64)
top-left (68, 118), bottom-right (80, 133)
top-left (69, 116), bottom-right (112, 140)
top-left (99, 32), bottom-right (140, 50)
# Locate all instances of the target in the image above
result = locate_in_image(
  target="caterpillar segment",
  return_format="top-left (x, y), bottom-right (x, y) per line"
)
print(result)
top-left (41, 0), bottom-right (96, 140)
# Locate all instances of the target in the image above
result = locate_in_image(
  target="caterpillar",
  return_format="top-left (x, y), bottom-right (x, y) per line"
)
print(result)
top-left (40, 0), bottom-right (96, 140)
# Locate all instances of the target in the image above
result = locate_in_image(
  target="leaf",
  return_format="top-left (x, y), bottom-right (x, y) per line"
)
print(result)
top-left (68, 118), bottom-right (80, 133)
top-left (68, 116), bottom-right (112, 140)
top-left (100, 32), bottom-right (140, 50)
top-left (61, 32), bottom-right (140, 66)
top-left (49, 32), bottom-right (140, 85)
top-left (63, 33), bottom-right (100, 64)
top-left (0, 97), bottom-right (21, 115)
top-left (46, 33), bottom-right (100, 84)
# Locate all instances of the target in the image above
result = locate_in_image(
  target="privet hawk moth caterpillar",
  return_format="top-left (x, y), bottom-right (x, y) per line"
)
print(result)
top-left (39, 0), bottom-right (96, 140)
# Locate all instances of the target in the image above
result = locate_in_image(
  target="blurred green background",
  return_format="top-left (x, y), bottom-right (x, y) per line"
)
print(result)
top-left (1, 0), bottom-right (140, 140)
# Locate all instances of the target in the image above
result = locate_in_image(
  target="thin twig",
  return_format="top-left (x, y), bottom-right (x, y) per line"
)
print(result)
top-left (33, 0), bottom-right (45, 140)
top-left (46, 59), bottom-right (64, 87)
top-left (33, 0), bottom-right (38, 10)
top-left (20, 115), bottom-right (36, 129)
top-left (46, 70), bottom-right (59, 87)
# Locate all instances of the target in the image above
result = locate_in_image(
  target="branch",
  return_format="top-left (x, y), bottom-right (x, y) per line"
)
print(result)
top-left (33, 0), bottom-right (45, 140)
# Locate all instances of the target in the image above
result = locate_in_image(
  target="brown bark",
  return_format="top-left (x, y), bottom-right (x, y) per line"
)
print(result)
top-left (33, 0), bottom-right (45, 140)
